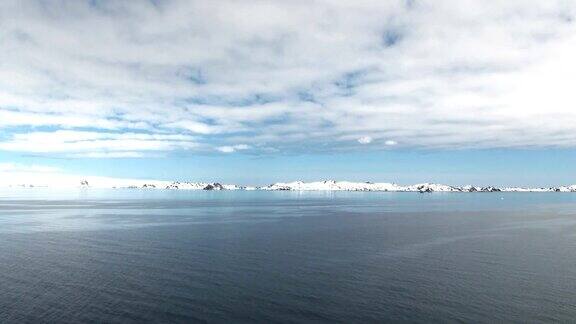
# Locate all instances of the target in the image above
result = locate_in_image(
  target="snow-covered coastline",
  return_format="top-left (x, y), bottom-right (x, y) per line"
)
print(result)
top-left (2, 177), bottom-right (576, 192)
top-left (259, 180), bottom-right (576, 192)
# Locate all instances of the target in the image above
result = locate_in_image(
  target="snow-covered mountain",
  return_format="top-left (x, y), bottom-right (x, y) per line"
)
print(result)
top-left (261, 181), bottom-right (465, 192)
top-left (2, 176), bottom-right (576, 192)
top-left (90, 181), bottom-right (243, 190)
top-left (261, 180), bottom-right (403, 191)
top-left (259, 180), bottom-right (576, 192)
top-left (164, 182), bottom-right (242, 190)
top-left (0, 173), bottom-right (241, 191)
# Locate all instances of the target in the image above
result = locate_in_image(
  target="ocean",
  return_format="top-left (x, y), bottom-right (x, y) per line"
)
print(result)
top-left (1, 189), bottom-right (576, 323)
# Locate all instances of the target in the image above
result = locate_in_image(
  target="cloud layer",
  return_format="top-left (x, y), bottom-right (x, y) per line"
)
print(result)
top-left (1, 0), bottom-right (576, 157)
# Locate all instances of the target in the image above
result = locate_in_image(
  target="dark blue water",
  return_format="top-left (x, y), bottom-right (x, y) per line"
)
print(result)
top-left (2, 189), bottom-right (576, 323)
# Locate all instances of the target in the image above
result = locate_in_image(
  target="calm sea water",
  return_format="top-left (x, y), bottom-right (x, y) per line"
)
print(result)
top-left (1, 189), bottom-right (576, 323)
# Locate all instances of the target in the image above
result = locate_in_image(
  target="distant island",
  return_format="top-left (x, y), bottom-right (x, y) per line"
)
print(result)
top-left (4, 179), bottom-right (576, 193)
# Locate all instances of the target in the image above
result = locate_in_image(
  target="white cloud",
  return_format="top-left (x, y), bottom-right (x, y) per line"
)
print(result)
top-left (358, 136), bottom-right (373, 144)
top-left (0, 109), bottom-right (149, 129)
top-left (216, 144), bottom-right (250, 153)
top-left (0, 130), bottom-right (197, 154)
top-left (67, 152), bottom-right (147, 158)
top-left (385, 140), bottom-right (397, 146)
top-left (0, 0), bottom-right (576, 156)
top-left (162, 120), bottom-right (221, 134)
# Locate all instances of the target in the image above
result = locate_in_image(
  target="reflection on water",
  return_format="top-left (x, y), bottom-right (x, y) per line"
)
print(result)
top-left (1, 189), bottom-right (576, 322)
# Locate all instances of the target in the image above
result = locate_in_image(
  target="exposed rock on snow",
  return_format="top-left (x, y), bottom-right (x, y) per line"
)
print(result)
top-left (556, 185), bottom-right (576, 192)
top-left (164, 182), bottom-right (242, 190)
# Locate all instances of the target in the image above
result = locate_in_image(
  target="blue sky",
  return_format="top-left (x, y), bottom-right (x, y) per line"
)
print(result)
top-left (1, 0), bottom-right (576, 186)
top-left (2, 149), bottom-right (576, 187)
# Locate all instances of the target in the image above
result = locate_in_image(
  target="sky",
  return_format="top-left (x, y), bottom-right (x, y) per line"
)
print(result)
top-left (1, 0), bottom-right (576, 186)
